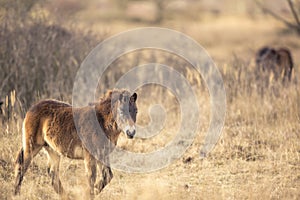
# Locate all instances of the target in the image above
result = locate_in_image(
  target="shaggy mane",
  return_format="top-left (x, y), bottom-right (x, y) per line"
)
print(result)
top-left (97, 89), bottom-right (130, 114)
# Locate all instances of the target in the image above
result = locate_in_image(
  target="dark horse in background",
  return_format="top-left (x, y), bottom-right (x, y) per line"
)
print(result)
top-left (256, 46), bottom-right (293, 83)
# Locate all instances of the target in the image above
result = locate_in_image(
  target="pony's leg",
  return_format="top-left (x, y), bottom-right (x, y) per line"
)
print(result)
top-left (288, 68), bottom-right (292, 81)
top-left (282, 69), bottom-right (288, 85)
top-left (284, 67), bottom-right (292, 83)
top-left (44, 146), bottom-right (67, 199)
top-left (94, 159), bottom-right (113, 194)
top-left (14, 145), bottom-right (42, 195)
top-left (83, 149), bottom-right (96, 199)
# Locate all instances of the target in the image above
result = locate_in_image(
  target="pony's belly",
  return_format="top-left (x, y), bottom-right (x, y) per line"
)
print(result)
top-left (59, 140), bottom-right (85, 159)
top-left (67, 146), bottom-right (84, 159)
top-left (43, 131), bottom-right (85, 159)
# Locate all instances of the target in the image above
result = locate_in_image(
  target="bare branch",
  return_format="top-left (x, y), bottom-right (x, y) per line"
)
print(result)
top-left (287, 0), bottom-right (300, 27)
top-left (255, 0), bottom-right (294, 27)
top-left (255, 0), bottom-right (300, 34)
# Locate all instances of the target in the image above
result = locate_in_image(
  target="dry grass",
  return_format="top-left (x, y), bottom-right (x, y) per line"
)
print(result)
top-left (0, 1), bottom-right (300, 199)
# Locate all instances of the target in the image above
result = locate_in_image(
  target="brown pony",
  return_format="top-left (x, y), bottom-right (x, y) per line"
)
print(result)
top-left (14, 89), bottom-right (138, 199)
top-left (256, 46), bottom-right (293, 82)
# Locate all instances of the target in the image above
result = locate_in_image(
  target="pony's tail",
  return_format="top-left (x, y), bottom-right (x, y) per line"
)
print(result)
top-left (14, 147), bottom-right (24, 195)
top-left (15, 148), bottom-right (24, 167)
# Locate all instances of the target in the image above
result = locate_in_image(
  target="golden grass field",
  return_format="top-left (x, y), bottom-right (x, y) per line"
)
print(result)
top-left (1, 0), bottom-right (300, 199)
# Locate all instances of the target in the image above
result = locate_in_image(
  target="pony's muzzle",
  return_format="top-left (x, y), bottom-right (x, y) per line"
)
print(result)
top-left (125, 127), bottom-right (135, 139)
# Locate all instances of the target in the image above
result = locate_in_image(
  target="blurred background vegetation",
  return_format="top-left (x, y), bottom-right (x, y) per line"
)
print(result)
top-left (0, 0), bottom-right (299, 119)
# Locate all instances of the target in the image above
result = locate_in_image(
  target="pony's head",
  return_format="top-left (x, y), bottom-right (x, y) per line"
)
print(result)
top-left (111, 90), bottom-right (137, 139)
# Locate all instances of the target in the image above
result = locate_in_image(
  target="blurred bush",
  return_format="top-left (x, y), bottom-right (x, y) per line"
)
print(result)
top-left (0, 0), bottom-right (97, 118)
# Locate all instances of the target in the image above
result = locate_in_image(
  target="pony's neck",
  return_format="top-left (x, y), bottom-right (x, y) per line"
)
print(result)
top-left (95, 100), bottom-right (120, 144)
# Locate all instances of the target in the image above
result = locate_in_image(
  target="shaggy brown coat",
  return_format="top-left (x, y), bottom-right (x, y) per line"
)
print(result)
top-left (14, 89), bottom-right (137, 199)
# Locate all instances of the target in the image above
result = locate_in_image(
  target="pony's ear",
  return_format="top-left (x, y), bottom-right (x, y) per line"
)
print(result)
top-left (130, 93), bottom-right (137, 102)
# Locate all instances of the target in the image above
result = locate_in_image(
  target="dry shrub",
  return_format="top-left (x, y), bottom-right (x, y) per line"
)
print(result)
top-left (0, 7), bottom-right (98, 118)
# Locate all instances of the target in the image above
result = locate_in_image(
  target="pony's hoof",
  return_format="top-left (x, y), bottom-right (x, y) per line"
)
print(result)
top-left (94, 181), bottom-right (104, 195)
top-left (61, 193), bottom-right (70, 200)
top-left (85, 188), bottom-right (95, 200)
top-left (13, 188), bottom-right (20, 196)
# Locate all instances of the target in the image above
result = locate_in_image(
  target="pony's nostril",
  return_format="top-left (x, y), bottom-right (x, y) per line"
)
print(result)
top-left (126, 129), bottom-right (135, 139)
